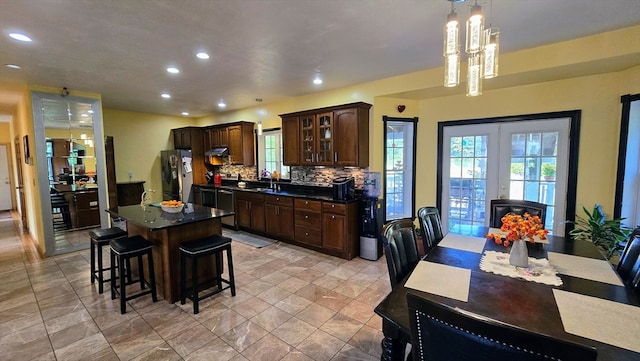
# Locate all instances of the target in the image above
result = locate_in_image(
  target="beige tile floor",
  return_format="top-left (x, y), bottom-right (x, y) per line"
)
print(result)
top-left (0, 211), bottom-right (391, 360)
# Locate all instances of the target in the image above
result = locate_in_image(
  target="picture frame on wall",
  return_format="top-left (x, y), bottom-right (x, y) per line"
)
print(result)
top-left (23, 135), bottom-right (31, 164)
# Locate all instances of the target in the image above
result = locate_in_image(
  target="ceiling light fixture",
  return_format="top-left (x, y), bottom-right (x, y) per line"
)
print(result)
top-left (256, 98), bottom-right (263, 135)
top-left (9, 32), bottom-right (32, 42)
top-left (166, 67), bottom-right (180, 74)
top-left (443, 0), bottom-right (499, 96)
top-left (196, 52), bottom-right (210, 60)
top-left (218, 100), bottom-right (226, 108)
top-left (181, 112), bottom-right (189, 116)
top-left (161, 93), bottom-right (171, 99)
top-left (313, 76), bottom-right (323, 85)
top-left (6, 64), bottom-right (22, 69)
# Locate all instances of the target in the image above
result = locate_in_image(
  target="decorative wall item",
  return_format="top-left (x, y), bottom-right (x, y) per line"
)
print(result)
top-left (397, 105), bottom-right (406, 113)
top-left (23, 135), bottom-right (31, 164)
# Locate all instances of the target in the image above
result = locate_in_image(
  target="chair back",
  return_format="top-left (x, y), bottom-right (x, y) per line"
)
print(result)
top-left (417, 207), bottom-right (444, 253)
top-left (381, 219), bottom-right (421, 289)
top-left (617, 227), bottom-right (640, 288)
top-left (489, 199), bottom-right (548, 228)
top-left (407, 292), bottom-right (597, 361)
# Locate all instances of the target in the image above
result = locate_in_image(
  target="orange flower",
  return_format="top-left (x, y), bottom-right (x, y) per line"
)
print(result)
top-left (488, 212), bottom-right (548, 247)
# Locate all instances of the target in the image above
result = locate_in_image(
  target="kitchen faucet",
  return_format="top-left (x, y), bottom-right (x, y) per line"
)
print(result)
top-left (140, 189), bottom-right (156, 207)
top-left (261, 169), bottom-right (274, 190)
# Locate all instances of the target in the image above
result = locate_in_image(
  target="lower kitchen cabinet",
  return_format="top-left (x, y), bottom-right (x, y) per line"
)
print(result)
top-left (236, 192), bottom-right (265, 233)
top-left (294, 199), bottom-right (323, 247)
top-left (265, 195), bottom-right (294, 241)
top-left (322, 201), bottom-right (359, 259)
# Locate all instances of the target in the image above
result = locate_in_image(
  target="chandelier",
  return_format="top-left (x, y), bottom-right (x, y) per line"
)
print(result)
top-left (444, 0), bottom-right (499, 96)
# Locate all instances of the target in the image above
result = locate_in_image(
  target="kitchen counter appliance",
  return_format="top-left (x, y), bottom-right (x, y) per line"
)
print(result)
top-left (332, 176), bottom-right (355, 200)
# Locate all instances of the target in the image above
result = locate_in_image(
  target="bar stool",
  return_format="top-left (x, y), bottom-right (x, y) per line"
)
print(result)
top-left (110, 236), bottom-right (158, 314)
top-left (90, 227), bottom-right (128, 293)
top-left (180, 235), bottom-right (236, 314)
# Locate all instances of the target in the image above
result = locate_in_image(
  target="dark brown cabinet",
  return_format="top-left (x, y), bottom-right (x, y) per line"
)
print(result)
top-left (321, 202), bottom-right (358, 259)
top-left (203, 122), bottom-right (254, 166)
top-left (280, 102), bottom-right (371, 167)
top-left (236, 192), bottom-right (265, 232)
top-left (116, 181), bottom-right (145, 206)
top-left (294, 199), bottom-right (322, 247)
top-left (173, 127), bottom-right (199, 149)
top-left (171, 127), bottom-right (206, 185)
top-left (204, 126), bottom-right (229, 149)
top-left (67, 190), bottom-right (100, 228)
top-left (265, 195), bottom-right (294, 241)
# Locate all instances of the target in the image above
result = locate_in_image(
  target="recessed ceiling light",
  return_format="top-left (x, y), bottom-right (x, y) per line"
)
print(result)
top-left (6, 64), bottom-right (21, 69)
top-left (196, 52), bottom-right (210, 60)
top-left (166, 67), bottom-right (180, 74)
top-left (87, 110), bottom-right (94, 114)
top-left (218, 101), bottom-right (226, 108)
top-left (81, 113), bottom-right (88, 117)
top-left (161, 93), bottom-right (171, 99)
top-left (313, 76), bottom-right (323, 85)
top-left (181, 112), bottom-right (189, 116)
top-left (9, 32), bottom-right (32, 42)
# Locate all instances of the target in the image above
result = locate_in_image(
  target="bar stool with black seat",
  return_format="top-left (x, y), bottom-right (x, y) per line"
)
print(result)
top-left (90, 227), bottom-right (128, 293)
top-left (180, 235), bottom-right (236, 314)
top-left (110, 235), bottom-right (157, 314)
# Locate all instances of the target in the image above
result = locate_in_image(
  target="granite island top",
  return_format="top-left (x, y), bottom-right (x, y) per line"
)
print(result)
top-left (107, 203), bottom-right (234, 230)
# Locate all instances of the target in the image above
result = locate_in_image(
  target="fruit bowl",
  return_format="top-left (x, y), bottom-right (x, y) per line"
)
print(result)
top-left (160, 201), bottom-right (184, 213)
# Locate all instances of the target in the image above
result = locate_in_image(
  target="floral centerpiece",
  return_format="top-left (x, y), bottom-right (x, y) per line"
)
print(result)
top-left (488, 212), bottom-right (548, 246)
top-left (488, 213), bottom-right (548, 267)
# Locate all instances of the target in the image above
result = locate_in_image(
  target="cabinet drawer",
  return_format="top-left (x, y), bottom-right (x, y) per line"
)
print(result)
top-left (236, 191), bottom-right (264, 203)
top-left (295, 225), bottom-right (322, 246)
top-left (295, 209), bottom-right (321, 228)
top-left (294, 198), bottom-right (322, 212)
top-left (265, 194), bottom-right (293, 206)
top-left (322, 202), bottom-right (347, 215)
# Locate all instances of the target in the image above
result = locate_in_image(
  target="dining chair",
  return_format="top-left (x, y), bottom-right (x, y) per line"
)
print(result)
top-left (616, 227), bottom-right (640, 288)
top-left (406, 292), bottom-right (598, 361)
top-left (417, 206), bottom-right (444, 254)
top-left (489, 199), bottom-right (548, 228)
top-left (381, 219), bottom-right (421, 289)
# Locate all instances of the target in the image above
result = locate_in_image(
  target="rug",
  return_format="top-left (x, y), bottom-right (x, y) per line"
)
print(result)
top-left (222, 229), bottom-right (276, 248)
top-left (0, 211), bottom-right (12, 219)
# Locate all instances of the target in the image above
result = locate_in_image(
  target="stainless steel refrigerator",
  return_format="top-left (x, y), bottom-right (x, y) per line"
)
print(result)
top-left (160, 150), bottom-right (193, 202)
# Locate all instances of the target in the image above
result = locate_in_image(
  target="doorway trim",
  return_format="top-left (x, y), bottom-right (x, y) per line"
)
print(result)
top-left (437, 110), bottom-right (581, 238)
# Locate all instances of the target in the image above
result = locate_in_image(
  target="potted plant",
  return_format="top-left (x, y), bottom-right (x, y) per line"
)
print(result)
top-left (569, 205), bottom-right (631, 260)
top-left (541, 163), bottom-right (556, 180)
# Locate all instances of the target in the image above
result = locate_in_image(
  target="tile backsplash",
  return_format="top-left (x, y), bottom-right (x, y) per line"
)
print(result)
top-left (216, 165), bottom-right (368, 189)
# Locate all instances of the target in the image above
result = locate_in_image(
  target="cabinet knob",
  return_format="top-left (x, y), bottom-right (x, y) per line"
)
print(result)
top-left (331, 204), bottom-right (335, 208)
top-left (305, 215), bottom-right (309, 219)
top-left (332, 215), bottom-right (335, 219)
top-left (276, 197), bottom-right (280, 201)
top-left (305, 201), bottom-right (309, 205)
top-left (305, 232), bottom-right (309, 236)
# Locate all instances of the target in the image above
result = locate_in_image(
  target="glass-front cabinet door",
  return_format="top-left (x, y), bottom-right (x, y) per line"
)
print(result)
top-left (301, 114), bottom-right (315, 165)
top-left (316, 112), bottom-right (333, 165)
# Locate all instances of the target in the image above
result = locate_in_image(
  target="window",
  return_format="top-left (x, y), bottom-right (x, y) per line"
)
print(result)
top-left (383, 117), bottom-right (418, 221)
top-left (257, 128), bottom-right (290, 179)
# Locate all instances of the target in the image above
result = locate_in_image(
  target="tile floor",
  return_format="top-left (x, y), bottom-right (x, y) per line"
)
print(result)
top-left (0, 211), bottom-right (391, 360)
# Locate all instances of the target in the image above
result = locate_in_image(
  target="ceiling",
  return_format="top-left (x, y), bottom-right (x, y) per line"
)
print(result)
top-left (1, 0), bottom-right (639, 120)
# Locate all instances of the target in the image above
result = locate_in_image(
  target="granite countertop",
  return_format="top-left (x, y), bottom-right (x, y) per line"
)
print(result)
top-left (106, 203), bottom-right (234, 230)
top-left (193, 182), bottom-right (361, 204)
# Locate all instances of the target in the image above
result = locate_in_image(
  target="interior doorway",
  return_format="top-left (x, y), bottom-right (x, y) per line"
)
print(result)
top-left (0, 144), bottom-right (12, 211)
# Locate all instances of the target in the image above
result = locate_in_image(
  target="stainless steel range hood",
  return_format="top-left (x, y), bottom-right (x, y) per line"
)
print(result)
top-left (205, 147), bottom-right (228, 157)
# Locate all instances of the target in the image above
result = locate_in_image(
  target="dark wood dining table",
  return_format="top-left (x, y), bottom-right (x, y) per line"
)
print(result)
top-left (374, 233), bottom-right (640, 361)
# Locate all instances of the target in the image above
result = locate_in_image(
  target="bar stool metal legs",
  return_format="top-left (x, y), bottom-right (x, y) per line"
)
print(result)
top-left (110, 236), bottom-right (158, 314)
top-left (180, 235), bottom-right (236, 314)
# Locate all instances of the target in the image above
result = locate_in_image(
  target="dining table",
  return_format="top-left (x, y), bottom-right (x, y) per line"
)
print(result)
top-left (107, 203), bottom-right (233, 303)
top-left (374, 230), bottom-right (640, 361)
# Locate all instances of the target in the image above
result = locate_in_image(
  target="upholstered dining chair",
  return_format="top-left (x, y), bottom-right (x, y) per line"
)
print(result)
top-left (417, 206), bottom-right (444, 254)
top-left (381, 219), bottom-right (421, 289)
top-left (406, 292), bottom-right (598, 361)
top-left (489, 199), bottom-right (548, 228)
top-left (617, 227), bottom-right (640, 289)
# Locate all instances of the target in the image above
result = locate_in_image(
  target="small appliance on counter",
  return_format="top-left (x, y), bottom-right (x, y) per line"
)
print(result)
top-left (332, 176), bottom-right (355, 200)
top-left (214, 173), bottom-right (222, 186)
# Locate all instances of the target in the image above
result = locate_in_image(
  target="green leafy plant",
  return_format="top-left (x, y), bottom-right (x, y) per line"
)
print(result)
top-left (569, 205), bottom-right (631, 259)
top-left (542, 163), bottom-right (556, 178)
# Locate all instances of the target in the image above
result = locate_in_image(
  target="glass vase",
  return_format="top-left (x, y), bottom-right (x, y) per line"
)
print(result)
top-left (509, 239), bottom-right (529, 267)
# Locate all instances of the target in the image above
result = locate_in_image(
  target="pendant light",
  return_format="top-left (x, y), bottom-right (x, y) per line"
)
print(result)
top-left (443, 1), bottom-right (460, 87)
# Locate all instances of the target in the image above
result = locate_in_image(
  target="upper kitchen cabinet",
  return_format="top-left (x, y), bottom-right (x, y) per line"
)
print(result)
top-left (281, 102), bottom-right (371, 167)
top-left (172, 127), bottom-right (203, 150)
top-left (204, 126), bottom-right (229, 149)
top-left (227, 122), bottom-right (255, 166)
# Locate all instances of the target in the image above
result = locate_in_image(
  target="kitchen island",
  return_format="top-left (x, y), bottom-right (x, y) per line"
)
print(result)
top-left (107, 203), bottom-right (233, 303)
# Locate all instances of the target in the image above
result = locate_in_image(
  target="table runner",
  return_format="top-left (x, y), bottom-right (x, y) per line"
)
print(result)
top-left (438, 233), bottom-right (486, 254)
top-left (553, 289), bottom-right (640, 353)
top-left (405, 261), bottom-right (471, 302)
top-left (479, 251), bottom-right (563, 286)
top-left (547, 252), bottom-right (624, 286)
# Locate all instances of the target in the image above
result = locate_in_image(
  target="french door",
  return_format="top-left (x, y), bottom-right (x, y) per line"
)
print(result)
top-left (441, 117), bottom-right (571, 236)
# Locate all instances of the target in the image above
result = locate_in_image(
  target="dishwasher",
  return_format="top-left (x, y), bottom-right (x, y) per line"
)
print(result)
top-left (215, 188), bottom-right (236, 229)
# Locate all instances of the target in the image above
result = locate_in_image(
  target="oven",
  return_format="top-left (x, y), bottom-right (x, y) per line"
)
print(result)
top-left (215, 188), bottom-right (236, 229)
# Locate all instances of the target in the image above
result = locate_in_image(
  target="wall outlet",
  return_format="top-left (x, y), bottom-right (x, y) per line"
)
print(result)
top-left (128, 171), bottom-right (133, 180)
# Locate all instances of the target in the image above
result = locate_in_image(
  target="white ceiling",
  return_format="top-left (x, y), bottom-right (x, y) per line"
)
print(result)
top-left (1, 0), bottom-right (639, 119)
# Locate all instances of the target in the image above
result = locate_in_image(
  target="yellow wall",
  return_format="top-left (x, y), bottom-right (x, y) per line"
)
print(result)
top-left (102, 109), bottom-right (194, 202)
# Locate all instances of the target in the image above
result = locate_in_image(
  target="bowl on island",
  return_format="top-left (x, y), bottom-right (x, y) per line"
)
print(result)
top-left (160, 200), bottom-right (184, 213)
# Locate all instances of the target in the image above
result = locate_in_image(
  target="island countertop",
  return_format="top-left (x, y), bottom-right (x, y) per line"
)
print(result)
top-left (106, 203), bottom-right (234, 230)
